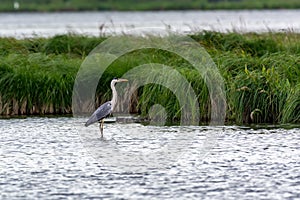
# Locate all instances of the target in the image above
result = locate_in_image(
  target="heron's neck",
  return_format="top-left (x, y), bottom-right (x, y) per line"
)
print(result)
top-left (110, 82), bottom-right (117, 110)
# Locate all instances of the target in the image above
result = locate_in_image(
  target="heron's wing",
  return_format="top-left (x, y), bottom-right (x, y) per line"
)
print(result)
top-left (85, 101), bottom-right (112, 126)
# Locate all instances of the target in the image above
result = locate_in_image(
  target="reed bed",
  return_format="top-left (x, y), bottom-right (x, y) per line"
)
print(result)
top-left (0, 32), bottom-right (299, 124)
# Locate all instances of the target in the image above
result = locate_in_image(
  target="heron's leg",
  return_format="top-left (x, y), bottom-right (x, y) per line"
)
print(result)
top-left (99, 119), bottom-right (104, 138)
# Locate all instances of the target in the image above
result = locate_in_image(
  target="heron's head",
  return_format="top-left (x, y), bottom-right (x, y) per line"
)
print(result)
top-left (111, 78), bottom-right (128, 86)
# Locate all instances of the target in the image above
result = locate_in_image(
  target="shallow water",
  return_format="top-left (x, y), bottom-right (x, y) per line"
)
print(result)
top-left (1, 10), bottom-right (300, 38)
top-left (0, 117), bottom-right (299, 199)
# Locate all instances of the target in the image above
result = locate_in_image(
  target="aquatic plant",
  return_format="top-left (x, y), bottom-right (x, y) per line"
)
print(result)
top-left (0, 52), bottom-right (80, 115)
top-left (0, 32), bottom-right (299, 124)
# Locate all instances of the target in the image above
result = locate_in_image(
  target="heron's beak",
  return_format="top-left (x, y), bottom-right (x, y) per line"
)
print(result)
top-left (117, 78), bottom-right (128, 82)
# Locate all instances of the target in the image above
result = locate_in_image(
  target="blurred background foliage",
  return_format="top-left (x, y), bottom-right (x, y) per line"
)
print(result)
top-left (1, 0), bottom-right (300, 11)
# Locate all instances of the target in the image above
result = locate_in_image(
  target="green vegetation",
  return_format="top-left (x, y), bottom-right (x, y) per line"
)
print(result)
top-left (1, 0), bottom-right (300, 11)
top-left (0, 35), bottom-right (103, 115)
top-left (0, 32), bottom-right (299, 124)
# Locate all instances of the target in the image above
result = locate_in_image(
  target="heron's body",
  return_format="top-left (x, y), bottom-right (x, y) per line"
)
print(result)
top-left (85, 78), bottom-right (128, 137)
top-left (85, 101), bottom-right (112, 127)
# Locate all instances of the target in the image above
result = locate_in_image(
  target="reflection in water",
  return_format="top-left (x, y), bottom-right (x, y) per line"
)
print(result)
top-left (0, 117), bottom-right (299, 199)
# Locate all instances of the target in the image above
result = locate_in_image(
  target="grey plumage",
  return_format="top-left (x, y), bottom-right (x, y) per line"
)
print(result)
top-left (85, 101), bottom-right (112, 127)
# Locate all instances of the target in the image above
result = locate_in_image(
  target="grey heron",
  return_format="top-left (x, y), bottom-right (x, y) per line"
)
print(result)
top-left (85, 78), bottom-right (128, 137)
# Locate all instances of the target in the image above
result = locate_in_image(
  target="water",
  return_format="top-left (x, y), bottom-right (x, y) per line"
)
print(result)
top-left (1, 10), bottom-right (300, 38)
top-left (1, 117), bottom-right (299, 199)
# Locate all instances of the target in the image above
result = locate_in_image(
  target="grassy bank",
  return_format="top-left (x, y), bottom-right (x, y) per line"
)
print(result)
top-left (0, 32), bottom-right (299, 124)
top-left (1, 0), bottom-right (300, 12)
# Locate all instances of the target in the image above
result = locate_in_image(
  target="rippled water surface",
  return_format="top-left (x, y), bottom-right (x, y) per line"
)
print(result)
top-left (1, 117), bottom-right (299, 199)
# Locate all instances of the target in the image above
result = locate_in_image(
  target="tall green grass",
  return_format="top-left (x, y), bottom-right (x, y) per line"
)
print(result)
top-left (0, 32), bottom-right (299, 124)
top-left (0, 53), bottom-right (79, 115)
top-left (201, 32), bottom-right (300, 124)
top-left (0, 35), bottom-right (99, 115)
